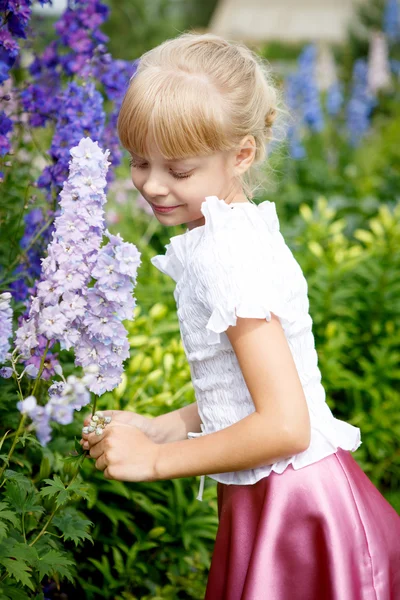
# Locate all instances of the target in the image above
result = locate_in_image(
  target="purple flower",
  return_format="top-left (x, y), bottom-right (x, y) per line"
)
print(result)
top-left (384, 0), bottom-right (400, 42)
top-left (326, 81), bottom-right (344, 117)
top-left (14, 137), bottom-right (140, 396)
top-left (0, 292), bottom-right (13, 364)
top-left (17, 396), bottom-right (53, 445)
top-left (346, 59), bottom-right (377, 146)
top-left (17, 395), bottom-right (37, 415)
top-left (24, 339), bottom-right (59, 380)
top-left (38, 305), bottom-right (69, 338)
top-left (0, 111), bottom-right (13, 156)
top-left (0, 367), bottom-right (13, 378)
top-left (14, 317), bottom-right (39, 359)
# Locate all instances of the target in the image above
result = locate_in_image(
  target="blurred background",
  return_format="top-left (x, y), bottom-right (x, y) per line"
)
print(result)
top-left (1, 0), bottom-right (400, 598)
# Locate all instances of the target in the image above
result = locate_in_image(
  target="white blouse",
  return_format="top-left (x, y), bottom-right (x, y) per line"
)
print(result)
top-left (151, 196), bottom-right (362, 501)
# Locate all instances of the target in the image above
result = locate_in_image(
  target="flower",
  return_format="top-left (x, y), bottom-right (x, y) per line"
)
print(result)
top-left (0, 367), bottom-right (13, 378)
top-left (0, 292), bottom-right (13, 364)
top-left (14, 137), bottom-right (141, 397)
top-left (346, 59), bottom-right (377, 147)
top-left (17, 395), bottom-right (37, 415)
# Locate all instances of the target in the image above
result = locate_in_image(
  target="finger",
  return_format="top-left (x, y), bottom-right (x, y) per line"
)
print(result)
top-left (103, 466), bottom-right (114, 480)
top-left (81, 412), bottom-right (115, 437)
top-left (83, 426), bottom-right (108, 447)
top-left (95, 453), bottom-right (108, 472)
top-left (81, 420), bottom-right (111, 441)
top-left (89, 441), bottom-right (105, 460)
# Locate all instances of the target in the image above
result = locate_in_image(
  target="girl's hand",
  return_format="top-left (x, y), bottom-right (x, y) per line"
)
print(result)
top-left (81, 421), bottom-right (160, 482)
top-left (79, 410), bottom-right (155, 450)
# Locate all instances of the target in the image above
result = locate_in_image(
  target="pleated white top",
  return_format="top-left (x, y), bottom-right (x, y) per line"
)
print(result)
top-left (151, 196), bottom-right (362, 500)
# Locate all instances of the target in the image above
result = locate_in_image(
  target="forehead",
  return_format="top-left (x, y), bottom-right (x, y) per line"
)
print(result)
top-left (130, 149), bottom-right (189, 163)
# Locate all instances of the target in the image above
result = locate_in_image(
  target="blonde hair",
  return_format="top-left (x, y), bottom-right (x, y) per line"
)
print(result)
top-left (117, 32), bottom-right (289, 200)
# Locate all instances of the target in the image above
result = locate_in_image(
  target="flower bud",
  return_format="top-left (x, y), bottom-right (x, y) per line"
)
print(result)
top-left (82, 426), bottom-right (89, 434)
top-left (95, 427), bottom-right (103, 436)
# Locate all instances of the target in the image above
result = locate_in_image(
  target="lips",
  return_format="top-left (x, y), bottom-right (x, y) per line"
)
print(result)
top-left (151, 203), bottom-right (181, 214)
top-left (152, 204), bottom-right (180, 208)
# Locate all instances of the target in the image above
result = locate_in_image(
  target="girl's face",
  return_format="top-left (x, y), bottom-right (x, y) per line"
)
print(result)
top-left (129, 133), bottom-right (254, 230)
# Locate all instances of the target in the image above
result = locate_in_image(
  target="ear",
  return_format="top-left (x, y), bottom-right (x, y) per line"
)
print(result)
top-left (234, 135), bottom-right (256, 175)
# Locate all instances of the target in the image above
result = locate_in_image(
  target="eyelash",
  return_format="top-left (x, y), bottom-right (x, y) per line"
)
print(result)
top-left (129, 158), bottom-right (192, 180)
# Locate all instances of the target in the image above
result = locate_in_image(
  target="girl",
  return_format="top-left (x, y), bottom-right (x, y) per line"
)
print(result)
top-left (81, 33), bottom-right (400, 599)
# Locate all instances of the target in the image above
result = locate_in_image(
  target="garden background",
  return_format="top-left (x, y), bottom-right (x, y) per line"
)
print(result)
top-left (0, 0), bottom-right (399, 598)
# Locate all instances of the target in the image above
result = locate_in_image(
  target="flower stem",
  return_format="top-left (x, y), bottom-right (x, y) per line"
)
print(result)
top-left (0, 341), bottom-right (51, 481)
top-left (29, 453), bottom-right (86, 547)
top-left (91, 395), bottom-right (98, 417)
top-left (0, 413), bottom-right (26, 480)
top-left (31, 341), bottom-right (51, 397)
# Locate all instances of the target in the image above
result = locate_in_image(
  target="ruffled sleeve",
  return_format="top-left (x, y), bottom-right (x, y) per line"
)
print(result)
top-left (150, 235), bottom-right (186, 283)
top-left (197, 197), bottom-right (296, 345)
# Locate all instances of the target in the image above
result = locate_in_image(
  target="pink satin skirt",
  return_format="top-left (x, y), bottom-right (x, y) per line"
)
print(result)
top-left (204, 448), bottom-right (400, 600)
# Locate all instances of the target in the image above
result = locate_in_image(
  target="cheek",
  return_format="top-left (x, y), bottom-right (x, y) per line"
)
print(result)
top-left (130, 169), bottom-right (144, 188)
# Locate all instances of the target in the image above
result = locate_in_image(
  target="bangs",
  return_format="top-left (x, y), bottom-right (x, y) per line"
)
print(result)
top-left (117, 69), bottom-right (232, 160)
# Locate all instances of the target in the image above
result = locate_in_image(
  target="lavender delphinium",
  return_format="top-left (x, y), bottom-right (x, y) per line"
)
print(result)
top-left (19, 137), bottom-right (111, 359)
top-left (6, 0), bottom-right (136, 309)
top-left (283, 44), bottom-right (324, 160)
top-left (346, 58), bottom-right (378, 147)
top-left (0, 291), bottom-right (13, 364)
top-left (37, 80), bottom-right (106, 196)
top-left (16, 367), bottom-right (96, 445)
top-left (75, 228), bottom-right (140, 394)
top-left (326, 81), bottom-right (344, 117)
top-left (13, 136), bottom-right (141, 410)
top-left (384, 0), bottom-right (400, 43)
top-left (0, 0), bottom-right (52, 156)
top-left (297, 44), bottom-right (324, 133)
top-left (284, 72), bottom-right (306, 160)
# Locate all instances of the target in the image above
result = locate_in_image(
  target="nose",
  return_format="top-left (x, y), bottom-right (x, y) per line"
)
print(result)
top-left (141, 169), bottom-right (169, 198)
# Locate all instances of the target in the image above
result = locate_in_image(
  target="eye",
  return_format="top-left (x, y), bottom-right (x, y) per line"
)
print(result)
top-left (129, 158), bottom-right (145, 169)
top-left (129, 158), bottom-right (192, 180)
top-left (171, 171), bottom-right (192, 180)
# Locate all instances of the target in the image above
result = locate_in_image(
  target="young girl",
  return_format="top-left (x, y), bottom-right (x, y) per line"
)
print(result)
top-left (81, 32), bottom-right (400, 599)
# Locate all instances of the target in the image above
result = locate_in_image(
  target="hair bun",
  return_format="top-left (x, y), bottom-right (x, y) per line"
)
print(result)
top-left (265, 108), bottom-right (277, 129)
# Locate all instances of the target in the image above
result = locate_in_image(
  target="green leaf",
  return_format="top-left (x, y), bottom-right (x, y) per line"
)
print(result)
top-left (41, 475), bottom-right (65, 493)
top-left (53, 508), bottom-right (93, 547)
top-left (67, 479), bottom-right (91, 502)
top-left (4, 470), bottom-right (34, 493)
top-left (0, 521), bottom-right (9, 542)
top-left (18, 431), bottom-right (41, 449)
top-left (5, 482), bottom-right (44, 517)
top-left (0, 584), bottom-right (30, 600)
top-left (74, 436), bottom-right (85, 455)
top-left (2, 558), bottom-right (34, 591)
top-left (37, 549), bottom-right (75, 583)
top-left (0, 430), bottom-right (12, 452)
top-left (0, 502), bottom-right (19, 528)
top-left (0, 539), bottom-right (39, 564)
top-left (39, 475), bottom-right (69, 508)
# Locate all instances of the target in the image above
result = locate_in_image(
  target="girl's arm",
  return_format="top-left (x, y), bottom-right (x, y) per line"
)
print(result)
top-left (155, 314), bottom-right (311, 480)
top-left (149, 401), bottom-right (203, 444)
